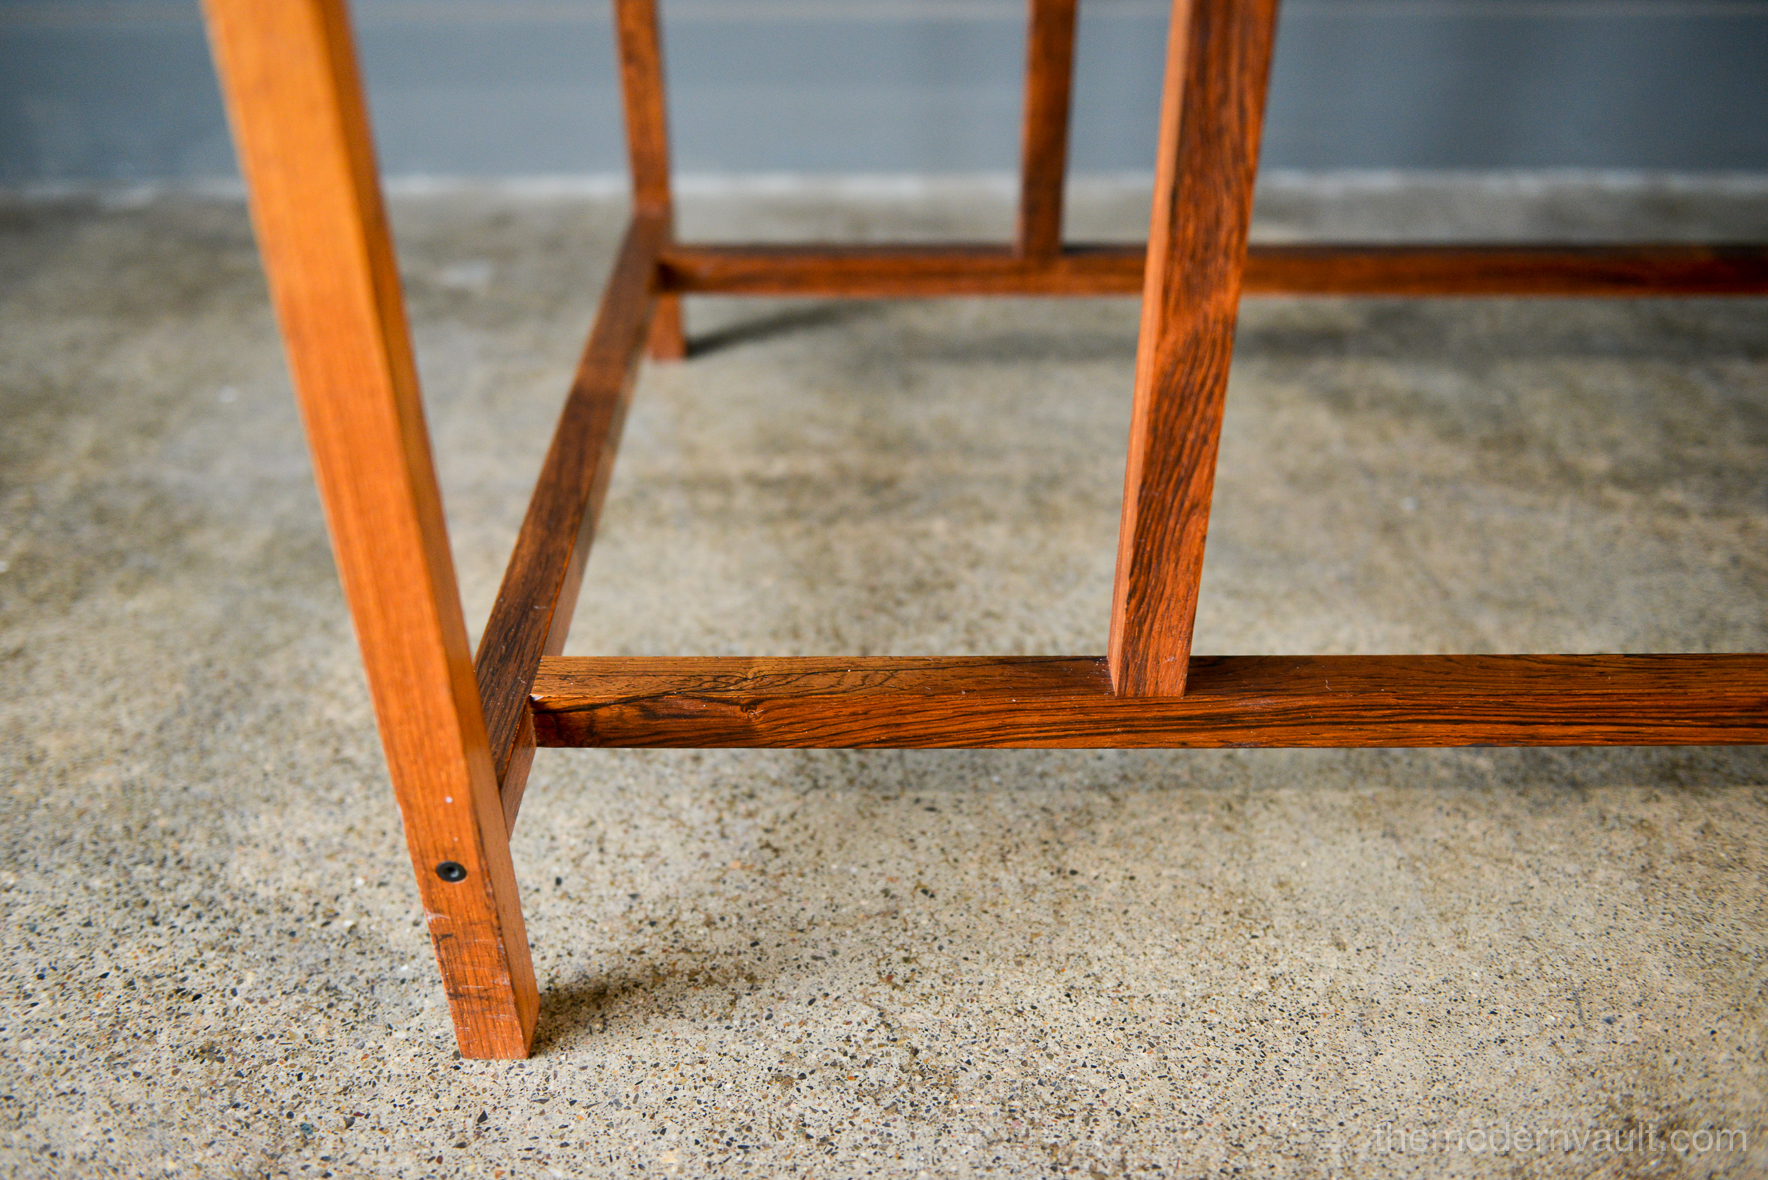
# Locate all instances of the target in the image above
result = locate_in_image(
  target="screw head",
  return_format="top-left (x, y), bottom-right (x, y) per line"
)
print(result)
top-left (435, 861), bottom-right (468, 882)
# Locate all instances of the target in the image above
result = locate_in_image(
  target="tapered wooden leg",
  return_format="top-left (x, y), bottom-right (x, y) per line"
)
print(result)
top-left (202, 0), bottom-right (538, 1058)
top-left (1017, 0), bottom-right (1078, 260)
top-left (615, 0), bottom-right (686, 360)
top-left (1108, 0), bottom-right (1280, 697)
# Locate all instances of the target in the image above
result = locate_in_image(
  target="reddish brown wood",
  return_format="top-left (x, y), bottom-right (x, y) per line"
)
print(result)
top-left (615, 0), bottom-right (685, 360)
top-left (1249, 243), bottom-right (1768, 295)
top-left (1110, 0), bottom-right (1280, 697)
top-left (647, 292), bottom-right (687, 361)
top-left (203, 0), bottom-right (536, 1058)
top-left (498, 712), bottom-right (537, 835)
top-left (530, 654), bottom-right (1768, 748)
top-left (474, 213), bottom-right (663, 822)
top-left (661, 243), bottom-right (1133, 296)
top-left (1017, 0), bottom-right (1078, 260)
top-left (658, 242), bottom-right (1768, 298)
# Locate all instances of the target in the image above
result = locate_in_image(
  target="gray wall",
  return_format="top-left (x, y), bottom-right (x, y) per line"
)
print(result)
top-left (3, 0), bottom-right (1767, 183)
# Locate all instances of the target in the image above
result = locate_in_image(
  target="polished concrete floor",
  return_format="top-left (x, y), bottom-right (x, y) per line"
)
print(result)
top-left (1, 175), bottom-right (1765, 1178)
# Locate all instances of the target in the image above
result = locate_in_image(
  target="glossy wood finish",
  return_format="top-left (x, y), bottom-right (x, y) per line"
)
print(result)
top-left (1110, 0), bottom-right (1280, 697)
top-left (202, 0), bottom-right (536, 1059)
top-left (1017, 0), bottom-right (1078, 260)
top-left (531, 654), bottom-right (1768, 748)
top-left (615, 0), bottom-right (685, 360)
top-left (474, 213), bottom-right (663, 828)
top-left (657, 242), bottom-right (1768, 298)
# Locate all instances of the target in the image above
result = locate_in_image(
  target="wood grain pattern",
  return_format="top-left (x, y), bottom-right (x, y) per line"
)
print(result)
top-left (1248, 243), bottom-right (1768, 295)
top-left (202, 0), bottom-right (537, 1058)
top-left (661, 243), bottom-right (1134, 296)
top-left (615, 0), bottom-right (685, 360)
top-left (1110, 0), bottom-right (1280, 697)
top-left (530, 654), bottom-right (1768, 748)
top-left (474, 212), bottom-right (663, 825)
top-left (656, 242), bottom-right (1768, 297)
top-left (1017, 0), bottom-right (1078, 260)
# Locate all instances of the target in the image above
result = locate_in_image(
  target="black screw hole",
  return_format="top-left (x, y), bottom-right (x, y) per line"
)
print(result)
top-left (436, 861), bottom-right (468, 882)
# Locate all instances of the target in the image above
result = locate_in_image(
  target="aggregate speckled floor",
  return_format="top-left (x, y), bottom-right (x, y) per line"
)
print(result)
top-left (1, 175), bottom-right (1765, 1178)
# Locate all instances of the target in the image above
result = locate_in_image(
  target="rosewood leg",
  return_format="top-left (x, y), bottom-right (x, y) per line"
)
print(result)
top-left (1017, 0), bottom-right (1079, 260)
top-left (1109, 0), bottom-right (1281, 696)
top-left (616, 0), bottom-right (686, 360)
top-left (202, 0), bottom-right (538, 1058)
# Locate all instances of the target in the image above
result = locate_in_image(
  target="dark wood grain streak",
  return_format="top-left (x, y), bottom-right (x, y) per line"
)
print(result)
top-left (530, 655), bottom-right (1768, 748)
top-left (1017, 0), bottom-right (1078, 260)
top-left (614, 0), bottom-right (684, 360)
top-left (1110, 0), bottom-right (1280, 696)
top-left (473, 213), bottom-right (663, 828)
top-left (661, 243), bottom-right (1133, 295)
top-left (656, 242), bottom-right (1768, 297)
top-left (1250, 243), bottom-right (1768, 295)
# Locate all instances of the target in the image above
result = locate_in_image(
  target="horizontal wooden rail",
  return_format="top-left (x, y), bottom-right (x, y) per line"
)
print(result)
top-left (473, 212), bottom-right (663, 831)
top-left (529, 654), bottom-right (1768, 749)
top-left (657, 243), bottom-right (1768, 298)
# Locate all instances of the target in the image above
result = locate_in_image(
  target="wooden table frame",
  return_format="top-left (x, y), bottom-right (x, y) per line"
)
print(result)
top-left (202, 0), bottom-right (1768, 1058)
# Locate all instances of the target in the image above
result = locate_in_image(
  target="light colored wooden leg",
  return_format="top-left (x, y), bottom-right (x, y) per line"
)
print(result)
top-left (202, 0), bottom-right (538, 1058)
top-left (616, 0), bottom-right (686, 360)
top-left (1109, 0), bottom-right (1281, 697)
